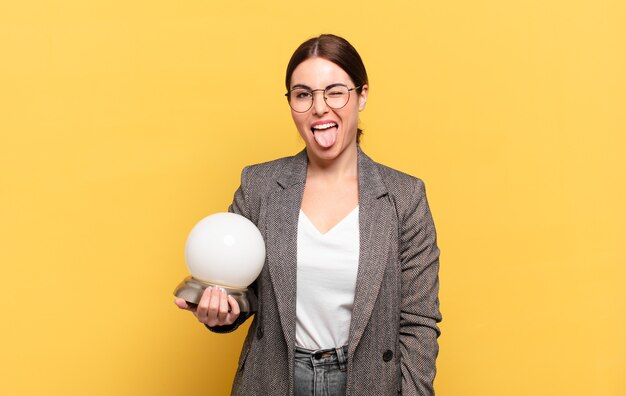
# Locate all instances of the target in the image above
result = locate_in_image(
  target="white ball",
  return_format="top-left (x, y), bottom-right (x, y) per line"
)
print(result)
top-left (185, 212), bottom-right (265, 288)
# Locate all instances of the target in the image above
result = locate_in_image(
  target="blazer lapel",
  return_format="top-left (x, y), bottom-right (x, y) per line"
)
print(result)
top-left (264, 150), bottom-right (307, 353)
top-left (349, 148), bottom-right (394, 354)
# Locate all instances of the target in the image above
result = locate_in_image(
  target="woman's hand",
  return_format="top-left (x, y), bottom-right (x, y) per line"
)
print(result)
top-left (174, 286), bottom-right (240, 327)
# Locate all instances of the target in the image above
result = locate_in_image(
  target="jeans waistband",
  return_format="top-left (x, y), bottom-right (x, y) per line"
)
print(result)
top-left (294, 345), bottom-right (348, 371)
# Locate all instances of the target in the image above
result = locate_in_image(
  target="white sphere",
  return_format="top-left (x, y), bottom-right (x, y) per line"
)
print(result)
top-left (185, 212), bottom-right (265, 288)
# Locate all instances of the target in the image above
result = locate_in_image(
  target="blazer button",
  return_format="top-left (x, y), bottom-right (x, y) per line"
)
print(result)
top-left (383, 350), bottom-right (393, 362)
top-left (256, 327), bottom-right (264, 339)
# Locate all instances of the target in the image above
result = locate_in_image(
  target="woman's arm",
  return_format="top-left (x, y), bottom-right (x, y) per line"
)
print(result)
top-left (399, 179), bottom-right (442, 395)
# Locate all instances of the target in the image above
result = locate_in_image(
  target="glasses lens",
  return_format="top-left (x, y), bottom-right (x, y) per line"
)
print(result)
top-left (324, 85), bottom-right (350, 109)
top-left (289, 88), bottom-right (313, 112)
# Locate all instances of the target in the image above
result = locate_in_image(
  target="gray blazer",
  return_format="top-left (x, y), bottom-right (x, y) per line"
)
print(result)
top-left (217, 147), bottom-right (441, 396)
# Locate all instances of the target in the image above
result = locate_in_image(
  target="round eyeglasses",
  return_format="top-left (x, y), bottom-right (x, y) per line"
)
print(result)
top-left (285, 84), bottom-right (361, 113)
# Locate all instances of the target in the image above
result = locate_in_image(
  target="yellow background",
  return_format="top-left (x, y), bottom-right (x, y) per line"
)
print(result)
top-left (1, 0), bottom-right (624, 395)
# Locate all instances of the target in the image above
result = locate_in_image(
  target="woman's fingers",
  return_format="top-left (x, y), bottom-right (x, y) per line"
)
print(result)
top-left (196, 286), bottom-right (214, 323)
top-left (225, 295), bottom-right (241, 325)
top-left (174, 298), bottom-right (194, 311)
top-left (217, 289), bottom-right (229, 323)
top-left (177, 286), bottom-right (240, 327)
top-left (206, 287), bottom-right (222, 326)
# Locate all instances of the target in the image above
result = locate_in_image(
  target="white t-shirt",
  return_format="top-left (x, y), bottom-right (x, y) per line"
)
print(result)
top-left (295, 207), bottom-right (360, 350)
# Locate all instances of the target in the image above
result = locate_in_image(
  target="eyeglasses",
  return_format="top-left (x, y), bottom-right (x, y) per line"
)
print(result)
top-left (285, 84), bottom-right (361, 113)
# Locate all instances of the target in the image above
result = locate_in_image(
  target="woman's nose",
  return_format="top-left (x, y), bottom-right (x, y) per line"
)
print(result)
top-left (312, 91), bottom-right (329, 115)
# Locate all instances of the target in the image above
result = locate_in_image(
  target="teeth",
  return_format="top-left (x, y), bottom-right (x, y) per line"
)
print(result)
top-left (312, 123), bottom-right (337, 130)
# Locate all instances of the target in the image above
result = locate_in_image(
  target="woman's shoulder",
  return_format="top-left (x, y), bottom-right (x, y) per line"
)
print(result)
top-left (376, 162), bottom-right (423, 185)
top-left (367, 155), bottom-right (426, 195)
top-left (368, 159), bottom-right (433, 223)
top-left (358, 147), bottom-right (422, 185)
top-left (238, 150), bottom-right (307, 194)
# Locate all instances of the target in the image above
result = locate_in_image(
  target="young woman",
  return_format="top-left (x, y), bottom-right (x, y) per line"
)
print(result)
top-left (175, 34), bottom-right (442, 396)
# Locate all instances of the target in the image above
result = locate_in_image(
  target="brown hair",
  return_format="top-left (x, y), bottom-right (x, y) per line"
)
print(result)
top-left (285, 34), bottom-right (369, 143)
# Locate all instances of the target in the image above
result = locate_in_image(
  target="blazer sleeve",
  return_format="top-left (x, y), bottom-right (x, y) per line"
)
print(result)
top-left (207, 166), bottom-right (258, 334)
top-left (398, 179), bottom-right (442, 395)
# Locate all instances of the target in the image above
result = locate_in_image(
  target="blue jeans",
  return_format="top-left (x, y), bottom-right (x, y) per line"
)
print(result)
top-left (294, 345), bottom-right (348, 396)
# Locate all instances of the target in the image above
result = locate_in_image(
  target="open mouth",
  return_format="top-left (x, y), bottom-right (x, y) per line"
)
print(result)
top-left (310, 122), bottom-right (338, 133)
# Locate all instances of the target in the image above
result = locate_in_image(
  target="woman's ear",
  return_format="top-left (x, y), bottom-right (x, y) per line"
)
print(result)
top-left (358, 84), bottom-right (368, 112)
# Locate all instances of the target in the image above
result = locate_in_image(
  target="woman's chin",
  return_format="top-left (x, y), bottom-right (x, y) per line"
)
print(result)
top-left (306, 139), bottom-right (357, 163)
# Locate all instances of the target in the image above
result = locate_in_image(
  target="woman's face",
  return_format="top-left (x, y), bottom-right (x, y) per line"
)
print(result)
top-left (289, 57), bottom-right (368, 163)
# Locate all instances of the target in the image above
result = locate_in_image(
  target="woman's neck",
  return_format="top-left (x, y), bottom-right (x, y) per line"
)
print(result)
top-left (305, 142), bottom-right (358, 182)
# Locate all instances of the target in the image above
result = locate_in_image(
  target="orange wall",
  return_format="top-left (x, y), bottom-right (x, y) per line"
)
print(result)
top-left (1, 1), bottom-right (624, 395)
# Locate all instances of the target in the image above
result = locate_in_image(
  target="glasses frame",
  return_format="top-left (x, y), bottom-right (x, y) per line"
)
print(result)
top-left (285, 83), bottom-right (362, 113)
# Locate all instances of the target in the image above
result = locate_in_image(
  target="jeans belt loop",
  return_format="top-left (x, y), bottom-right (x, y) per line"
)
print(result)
top-left (335, 346), bottom-right (348, 372)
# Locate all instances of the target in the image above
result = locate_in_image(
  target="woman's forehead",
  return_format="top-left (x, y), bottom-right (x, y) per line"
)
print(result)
top-left (290, 57), bottom-right (352, 88)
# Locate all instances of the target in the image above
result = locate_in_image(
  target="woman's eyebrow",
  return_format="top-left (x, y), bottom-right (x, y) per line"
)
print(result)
top-left (291, 83), bottom-right (346, 90)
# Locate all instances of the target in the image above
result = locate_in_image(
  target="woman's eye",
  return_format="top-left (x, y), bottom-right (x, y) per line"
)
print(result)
top-left (295, 91), bottom-right (312, 100)
top-left (327, 90), bottom-right (344, 97)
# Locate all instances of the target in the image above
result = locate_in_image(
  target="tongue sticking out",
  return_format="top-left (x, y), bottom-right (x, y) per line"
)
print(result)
top-left (313, 127), bottom-right (337, 148)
